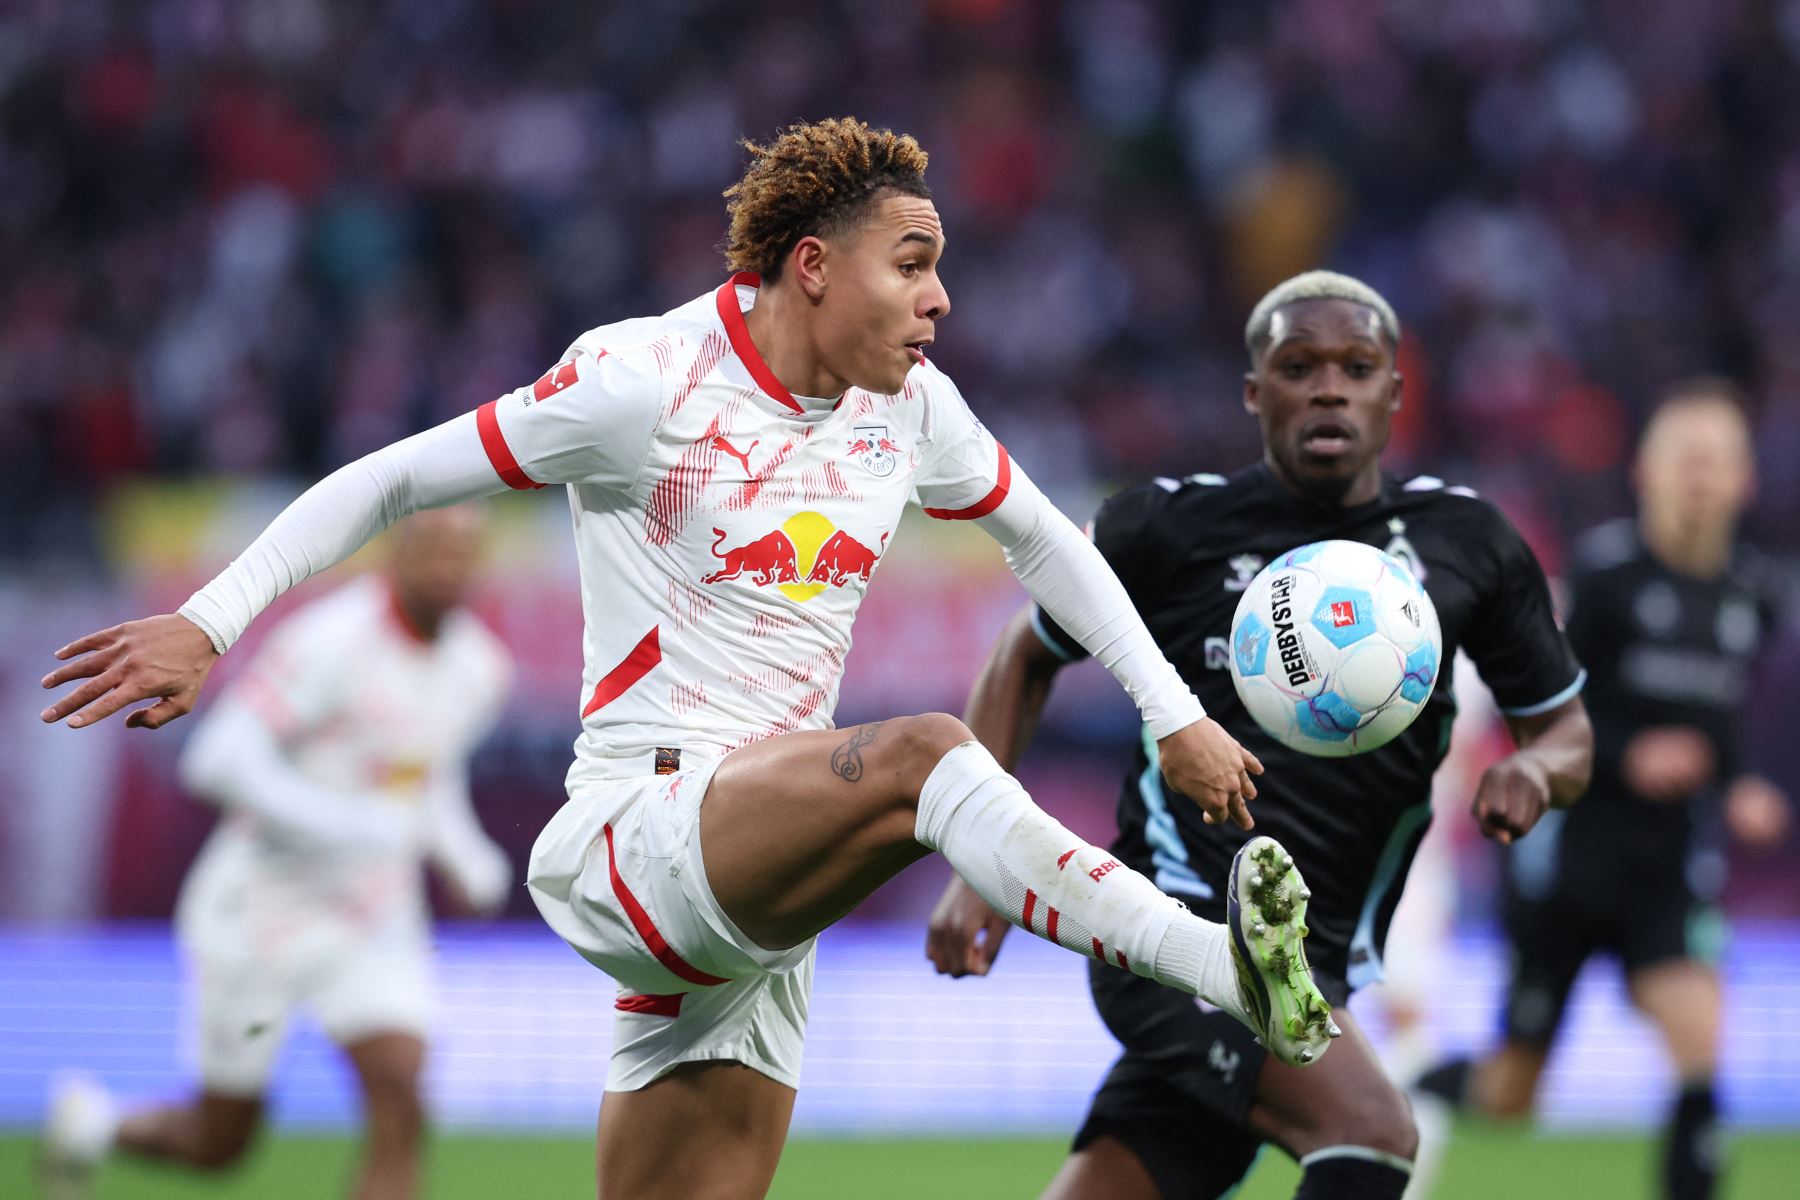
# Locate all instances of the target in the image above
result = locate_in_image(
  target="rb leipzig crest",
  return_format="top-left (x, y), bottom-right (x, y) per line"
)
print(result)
top-left (847, 425), bottom-right (901, 478)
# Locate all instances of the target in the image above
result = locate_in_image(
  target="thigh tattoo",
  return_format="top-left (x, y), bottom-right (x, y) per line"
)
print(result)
top-left (831, 722), bottom-right (883, 783)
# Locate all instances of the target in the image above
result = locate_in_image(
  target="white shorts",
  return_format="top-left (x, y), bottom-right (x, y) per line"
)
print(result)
top-left (527, 754), bottom-right (816, 1091)
top-left (189, 932), bottom-right (432, 1097)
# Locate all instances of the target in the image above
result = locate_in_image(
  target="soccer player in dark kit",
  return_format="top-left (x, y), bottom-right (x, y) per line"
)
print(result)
top-left (925, 271), bottom-right (1595, 1200)
top-left (1418, 380), bottom-right (1791, 1200)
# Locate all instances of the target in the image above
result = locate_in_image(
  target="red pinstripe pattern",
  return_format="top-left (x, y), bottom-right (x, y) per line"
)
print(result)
top-left (643, 392), bottom-right (749, 546)
top-left (476, 399), bottom-right (543, 490)
top-left (665, 330), bottom-right (728, 422)
top-left (602, 824), bottom-right (729, 987)
top-left (1022, 889), bottom-right (1037, 934)
top-left (1045, 907), bottom-right (1060, 945)
top-left (582, 626), bottom-right (661, 718)
top-left (923, 442), bottom-right (1011, 520)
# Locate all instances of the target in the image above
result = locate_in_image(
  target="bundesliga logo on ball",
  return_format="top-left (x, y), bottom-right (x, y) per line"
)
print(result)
top-left (1228, 540), bottom-right (1442, 757)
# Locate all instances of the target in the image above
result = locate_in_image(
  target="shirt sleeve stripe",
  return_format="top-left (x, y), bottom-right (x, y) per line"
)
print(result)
top-left (476, 399), bottom-right (545, 491)
top-left (1030, 606), bottom-right (1084, 663)
top-left (1498, 669), bottom-right (1587, 717)
top-left (923, 442), bottom-right (1011, 520)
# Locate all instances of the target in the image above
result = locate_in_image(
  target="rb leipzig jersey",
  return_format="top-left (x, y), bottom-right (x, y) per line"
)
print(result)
top-left (475, 273), bottom-right (1010, 774)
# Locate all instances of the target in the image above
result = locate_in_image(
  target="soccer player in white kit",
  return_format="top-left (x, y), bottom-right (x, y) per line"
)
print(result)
top-left (41, 118), bottom-right (1339, 1199)
top-left (43, 509), bottom-right (512, 1200)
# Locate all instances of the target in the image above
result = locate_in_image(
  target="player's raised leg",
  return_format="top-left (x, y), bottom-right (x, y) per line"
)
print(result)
top-left (701, 715), bottom-right (1330, 1055)
top-left (593, 715), bottom-right (1332, 1199)
top-left (343, 1032), bottom-right (427, 1200)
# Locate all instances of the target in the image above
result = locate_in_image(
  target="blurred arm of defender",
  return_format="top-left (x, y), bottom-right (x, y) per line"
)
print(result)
top-left (424, 769), bottom-right (512, 917)
top-left (178, 698), bottom-right (416, 852)
top-left (925, 606), bottom-right (1069, 978)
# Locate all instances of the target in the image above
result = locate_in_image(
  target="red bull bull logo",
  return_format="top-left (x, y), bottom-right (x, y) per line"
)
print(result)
top-left (703, 511), bottom-right (887, 601)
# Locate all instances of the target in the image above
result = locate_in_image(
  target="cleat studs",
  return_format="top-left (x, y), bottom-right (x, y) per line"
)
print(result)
top-left (1299, 1048), bottom-right (1314, 1064)
top-left (1299, 887), bottom-right (1312, 900)
top-left (1251, 921), bottom-right (1265, 936)
top-left (1250, 871), bottom-right (1264, 887)
top-left (1328, 1022), bottom-right (1343, 1038)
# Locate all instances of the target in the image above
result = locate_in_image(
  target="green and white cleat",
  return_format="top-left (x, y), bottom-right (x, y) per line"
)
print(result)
top-left (1225, 835), bottom-right (1339, 1067)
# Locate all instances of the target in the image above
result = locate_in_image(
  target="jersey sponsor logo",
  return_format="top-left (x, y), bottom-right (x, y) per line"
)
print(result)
top-left (1088, 859), bottom-right (1119, 882)
top-left (846, 424), bottom-right (902, 477)
top-left (529, 357), bottom-right (585, 403)
top-left (703, 512), bottom-right (889, 602)
top-left (1269, 573), bottom-right (1321, 687)
top-left (1224, 553), bottom-right (1264, 592)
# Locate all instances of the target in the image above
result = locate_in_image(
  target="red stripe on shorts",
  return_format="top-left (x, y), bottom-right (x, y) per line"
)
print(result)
top-left (1092, 937), bottom-right (1105, 961)
top-left (1022, 889), bottom-right (1037, 934)
top-left (615, 993), bottom-right (684, 1017)
top-left (601, 823), bottom-right (729, 987)
top-left (1045, 906), bottom-right (1060, 945)
top-left (1115, 949), bottom-right (1129, 970)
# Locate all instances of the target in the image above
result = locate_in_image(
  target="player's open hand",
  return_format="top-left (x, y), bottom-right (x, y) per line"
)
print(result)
top-left (1725, 775), bottom-right (1790, 847)
top-left (1472, 755), bottom-right (1552, 845)
top-left (40, 614), bottom-right (219, 730)
top-left (1157, 717), bottom-right (1263, 830)
top-left (925, 875), bottom-right (1012, 977)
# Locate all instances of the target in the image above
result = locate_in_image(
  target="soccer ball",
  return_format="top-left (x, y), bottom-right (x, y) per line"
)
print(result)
top-left (1227, 540), bottom-right (1442, 757)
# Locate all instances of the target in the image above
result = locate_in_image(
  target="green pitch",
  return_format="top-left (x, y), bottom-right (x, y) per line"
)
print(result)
top-left (6, 1127), bottom-right (1798, 1197)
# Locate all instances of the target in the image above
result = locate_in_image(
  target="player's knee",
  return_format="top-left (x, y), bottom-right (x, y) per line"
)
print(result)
top-left (193, 1125), bottom-right (256, 1170)
top-left (1322, 1089), bottom-right (1418, 1162)
top-left (889, 712), bottom-right (976, 788)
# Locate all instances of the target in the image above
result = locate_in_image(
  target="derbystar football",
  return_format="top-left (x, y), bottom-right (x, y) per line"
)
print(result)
top-left (1227, 539), bottom-right (1442, 757)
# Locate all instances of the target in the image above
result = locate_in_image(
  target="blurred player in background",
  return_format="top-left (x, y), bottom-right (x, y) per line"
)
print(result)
top-left (1418, 380), bottom-right (1791, 1200)
top-left (43, 508), bottom-right (513, 1200)
top-left (41, 119), bottom-right (1332, 1200)
top-left (926, 271), bottom-right (1593, 1200)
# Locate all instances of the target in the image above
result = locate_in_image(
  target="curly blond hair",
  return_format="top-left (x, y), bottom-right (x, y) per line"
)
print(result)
top-left (723, 117), bottom-right (931, 279)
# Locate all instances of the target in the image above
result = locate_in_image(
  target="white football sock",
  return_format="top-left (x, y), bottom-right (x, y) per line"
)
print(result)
top-left (915, 740), bottom-right (1241, 1011)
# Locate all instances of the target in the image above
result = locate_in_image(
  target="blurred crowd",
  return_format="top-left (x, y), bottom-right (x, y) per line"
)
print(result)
top-left (6, 0), bottom-right (1800, 570)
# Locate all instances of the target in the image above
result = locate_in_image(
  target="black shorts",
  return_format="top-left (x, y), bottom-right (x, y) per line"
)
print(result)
top-left (1501, 833), bottom-right (1726, 1047)
top-left (1072, 960), bottom-right (1270, 1199)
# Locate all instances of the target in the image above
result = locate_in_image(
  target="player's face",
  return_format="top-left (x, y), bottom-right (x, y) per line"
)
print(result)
top-left (817, 194), bottom-right (949, 395)
top-left (1244, 299), bottom-right (1401, 505)
top-left (1636, 400), bottom-right (1755, 532)
top-left (389, 508), bottom-right (484, 623)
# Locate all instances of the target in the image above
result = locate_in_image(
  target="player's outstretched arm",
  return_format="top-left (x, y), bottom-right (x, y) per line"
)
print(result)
top-left (969, 468), bottom-right (1260, 828)
top-left (41, 413), bottom-right (502, 730)
top-left (926, 606), bottom-right (1067, 977)
top-left (1473, 695), bottom-right (1593, 844)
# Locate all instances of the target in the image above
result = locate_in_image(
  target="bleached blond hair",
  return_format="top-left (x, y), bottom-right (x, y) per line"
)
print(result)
top-left (1244, 270), bottom-right (1400, 358)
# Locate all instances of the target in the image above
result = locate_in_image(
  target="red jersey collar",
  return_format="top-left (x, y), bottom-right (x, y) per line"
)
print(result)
top-left (714, 272), bottom-right (840, 415)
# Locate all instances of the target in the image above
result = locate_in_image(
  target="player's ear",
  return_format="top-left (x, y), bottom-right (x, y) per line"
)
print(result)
top-left (1243, 372), bottom-right (1261, 416)
top-left (790, 236), bottom-right (828, 301)
top-left (1389, 370), bottom-right (1404, 414)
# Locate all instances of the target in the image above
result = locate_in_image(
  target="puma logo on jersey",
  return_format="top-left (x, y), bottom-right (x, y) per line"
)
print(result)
top-left (712, 436), bottom-right (760, 476)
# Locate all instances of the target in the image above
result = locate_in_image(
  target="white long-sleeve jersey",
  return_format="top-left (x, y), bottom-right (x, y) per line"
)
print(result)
top-left (177, 577), bottom-right (513, 953)
top-left (179, 275), bottom-right (1203, 785)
